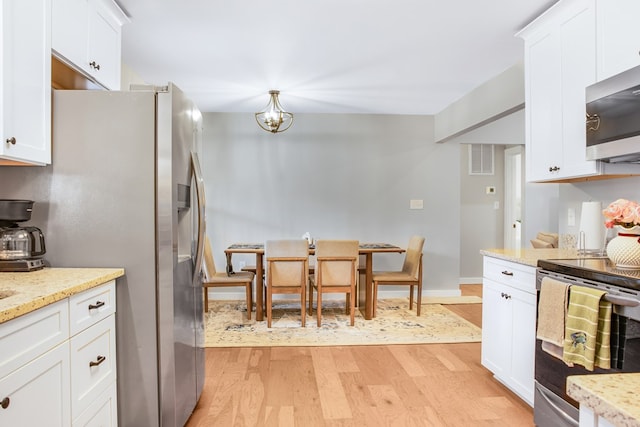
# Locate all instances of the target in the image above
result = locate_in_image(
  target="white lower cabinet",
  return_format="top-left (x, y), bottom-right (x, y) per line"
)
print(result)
top-left (0, 280), bottom-right (117, 426)
top-left (481, 257), bottom-right (536, 406)
top-left (0, 343), bottom-right (71, 426)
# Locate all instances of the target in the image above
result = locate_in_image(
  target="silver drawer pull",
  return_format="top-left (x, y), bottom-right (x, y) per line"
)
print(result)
top-left (5, 137), bottom-right (16, 145)
top-left (88, 301), bottom-right (105, 310)
top-left (89, 355), bottom-right (106, 367)
top-left (501, 270), bottom-right (514, 276)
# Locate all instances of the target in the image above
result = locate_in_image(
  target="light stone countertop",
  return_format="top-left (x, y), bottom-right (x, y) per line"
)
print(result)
top-left (480, 248), bottom-right (581, 267)
top-left (567, 374), bottom-right (640, 427)
top-left (0, 267), bottom-right (125, 323)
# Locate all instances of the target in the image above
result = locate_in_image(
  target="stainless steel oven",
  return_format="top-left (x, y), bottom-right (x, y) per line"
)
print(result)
top-left (534, 259), bottom-right (640, 427)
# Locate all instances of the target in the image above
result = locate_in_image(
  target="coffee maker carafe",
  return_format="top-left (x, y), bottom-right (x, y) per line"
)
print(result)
top-left (0, 200), bottom-right (46, 271)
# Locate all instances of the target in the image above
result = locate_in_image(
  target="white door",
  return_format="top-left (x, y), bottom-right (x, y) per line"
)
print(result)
top-left (504, 146), bottom-right (524, 249)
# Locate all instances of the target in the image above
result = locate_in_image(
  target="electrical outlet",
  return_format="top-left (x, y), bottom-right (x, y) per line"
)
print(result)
top-left (494, 201), bottom-right (500, 210)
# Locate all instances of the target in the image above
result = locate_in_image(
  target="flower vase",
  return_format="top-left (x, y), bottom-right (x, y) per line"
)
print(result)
top-left (606, 225), bottom-right (640, 270)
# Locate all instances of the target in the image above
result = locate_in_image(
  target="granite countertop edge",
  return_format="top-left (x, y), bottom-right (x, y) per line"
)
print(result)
top-left (0, 267), bottom-right (125, 324)
top-left (567, 374), bottom-right (640, 427)
top-left (480, 248), bottom-right (580, 267)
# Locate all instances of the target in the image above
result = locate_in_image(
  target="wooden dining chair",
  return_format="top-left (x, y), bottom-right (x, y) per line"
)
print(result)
top-left (265, 239), bottom-right (309, 328)
top-left (372, 235), bottom-right (425, 317)
top-left (202, 236), bottom-right (254, 319)
top-left (308, 240), bottom-right (359, 327)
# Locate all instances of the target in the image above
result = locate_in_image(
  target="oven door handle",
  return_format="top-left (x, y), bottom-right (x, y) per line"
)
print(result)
top-left (604, 294), bottom-right (640, 307)
top-left (537, 383), bottom-right (579, 426)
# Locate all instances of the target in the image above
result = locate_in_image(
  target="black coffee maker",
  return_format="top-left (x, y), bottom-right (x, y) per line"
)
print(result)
top-left (0, 200), bottom-right (46, 271)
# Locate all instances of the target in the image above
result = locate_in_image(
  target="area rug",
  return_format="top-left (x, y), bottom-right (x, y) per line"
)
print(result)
top-left (204, 298), bottom-right (482, 348)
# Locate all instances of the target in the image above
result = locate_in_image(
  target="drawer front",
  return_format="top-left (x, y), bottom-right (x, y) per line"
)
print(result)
top-left (70, 315), bottom-right (116, 419)
top-left (73, 381), bottom-right (117, 427)
top-left (483, 257), bottom-right (536, 294)
top-left (69, 280), bottom-right (115, 336)
top-left (0, 299), bottom-right (69, 379)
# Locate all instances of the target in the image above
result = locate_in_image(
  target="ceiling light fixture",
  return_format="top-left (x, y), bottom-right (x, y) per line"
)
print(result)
top-left (255, 90), bottom-right (293, 133)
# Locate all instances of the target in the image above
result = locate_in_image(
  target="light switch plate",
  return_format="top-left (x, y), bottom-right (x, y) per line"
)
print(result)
top-left (409, 199), bottom-right (424, 210)
top-left (568, 208), bottom-right (576, 226)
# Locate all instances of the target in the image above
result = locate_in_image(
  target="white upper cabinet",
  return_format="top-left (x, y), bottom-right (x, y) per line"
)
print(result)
top-left (596, 0), bottom-right (640, 81)
top-left (52, 0), bottom-right (128, 90)
top-left (518, 0), bottom-right (639, 182)
top-left (0, 0), bottom-right (52, 165)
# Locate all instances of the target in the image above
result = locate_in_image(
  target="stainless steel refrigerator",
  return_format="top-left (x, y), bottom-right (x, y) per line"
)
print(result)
top-left (45, 84), bottom-right (206, 426)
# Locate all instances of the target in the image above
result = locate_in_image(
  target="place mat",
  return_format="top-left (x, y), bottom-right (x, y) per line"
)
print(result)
top-left (204, 298), bottom-right (481, 348)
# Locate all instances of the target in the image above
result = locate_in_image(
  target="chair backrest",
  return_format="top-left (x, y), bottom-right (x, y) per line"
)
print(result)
top-left (202, 235), bottom-right (217, 280)
top-left (401, 235), bottom-right (425, 279)
top-left (315, 240), bottom-right (359, 286)
top-left (266, 240), bottom-right (309, 287)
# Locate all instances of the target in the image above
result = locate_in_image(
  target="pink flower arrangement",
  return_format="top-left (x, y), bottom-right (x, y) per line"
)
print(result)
top-left (603, 198), bottom-right (640, 229)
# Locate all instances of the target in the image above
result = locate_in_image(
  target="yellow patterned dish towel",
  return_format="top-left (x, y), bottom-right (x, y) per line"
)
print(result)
top-left (563, 285), bottom-right (612, 371)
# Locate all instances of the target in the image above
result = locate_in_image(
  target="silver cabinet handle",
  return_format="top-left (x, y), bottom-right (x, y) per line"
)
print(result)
top-left (5, 137), bottom-right (16, 145)
top-left (501, 270), bottom-right (514, 276)
top-left (89, 61), bottom-right (101, 70)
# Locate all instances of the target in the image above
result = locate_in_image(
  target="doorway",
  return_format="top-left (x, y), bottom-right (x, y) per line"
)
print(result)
top-left (504, 146), bottom-right (524, 249)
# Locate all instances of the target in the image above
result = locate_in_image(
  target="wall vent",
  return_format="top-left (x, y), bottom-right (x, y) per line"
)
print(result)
top-left (468, 144), bottom-right (494, 175)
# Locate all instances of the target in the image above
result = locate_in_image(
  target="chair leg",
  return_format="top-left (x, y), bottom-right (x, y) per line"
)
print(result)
top-left (349, 290), bottom-right (355, 326)
top-left (372, 281), bottom-right (378, 318)
top-left (308, 282), bottom-right (314, 316)
top-left (417, 282), bottom-right (422, 316)
top-left (267, 286), bottom-right (272, 328)
top-left (409, 285), bottom-right (414, 310)
top-left (245, 283), bottom-right (252, 320)
top-left (301, 286), bottom-right (306, 327)
top-left (345, 293), bottom-right (350, 315)
top-left (316, 287), bottom-right (322, 327)
top-left (203, 287), bottom-right (209, 313)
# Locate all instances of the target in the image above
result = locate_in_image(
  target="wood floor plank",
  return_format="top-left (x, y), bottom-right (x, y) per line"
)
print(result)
top-left (388, 345), bottom-right (427, 377)
top-left (310, 347), bottom-right (353, 420)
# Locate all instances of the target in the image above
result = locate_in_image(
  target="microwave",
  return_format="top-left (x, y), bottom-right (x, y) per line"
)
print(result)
top-left (585, 64), bottom-right (640, 163)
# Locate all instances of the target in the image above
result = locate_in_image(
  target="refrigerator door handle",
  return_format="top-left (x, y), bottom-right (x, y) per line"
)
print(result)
top-left (191, 151), bottom-right (206, 284)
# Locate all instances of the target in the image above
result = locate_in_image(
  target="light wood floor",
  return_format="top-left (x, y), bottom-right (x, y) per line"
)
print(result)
top-left (185, 285), bottom-right (534, 426)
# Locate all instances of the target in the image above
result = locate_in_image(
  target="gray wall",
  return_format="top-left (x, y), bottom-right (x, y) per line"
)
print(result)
top-left (201, 112), bottom-right (462, 295)
top-left (458, 144), bottom-right (505, 283)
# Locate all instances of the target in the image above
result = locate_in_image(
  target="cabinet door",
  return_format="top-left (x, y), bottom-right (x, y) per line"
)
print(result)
top-left (0, 343), bottom-right (71, 426)
top-left (596, 0), bottom-right (640, 81)
top-left (481, 279), bottom-right (512, 378)
top-left (0, 0), bottom-right (51, 165)
top-left (559, 1), bottom-right (599, 179)
top-left (52, 0), bottom-right (88, 68)
top-left (87, 0), bottom-right (123, 90)
top-left (507, 286), bottom-right (536, 405)
top-left (525, 28), bottom-right (563, 182)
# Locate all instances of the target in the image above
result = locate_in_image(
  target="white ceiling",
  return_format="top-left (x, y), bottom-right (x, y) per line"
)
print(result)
top-left (115, 0), bottom-right (557, 115)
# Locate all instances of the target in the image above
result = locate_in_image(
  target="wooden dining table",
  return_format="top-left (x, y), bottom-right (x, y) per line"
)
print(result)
top-left (224, 242), bottom-right (405, 321)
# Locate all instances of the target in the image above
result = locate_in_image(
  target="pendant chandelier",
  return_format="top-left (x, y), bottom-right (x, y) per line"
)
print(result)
top-left (255, 90), bottom-right (293, 133)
